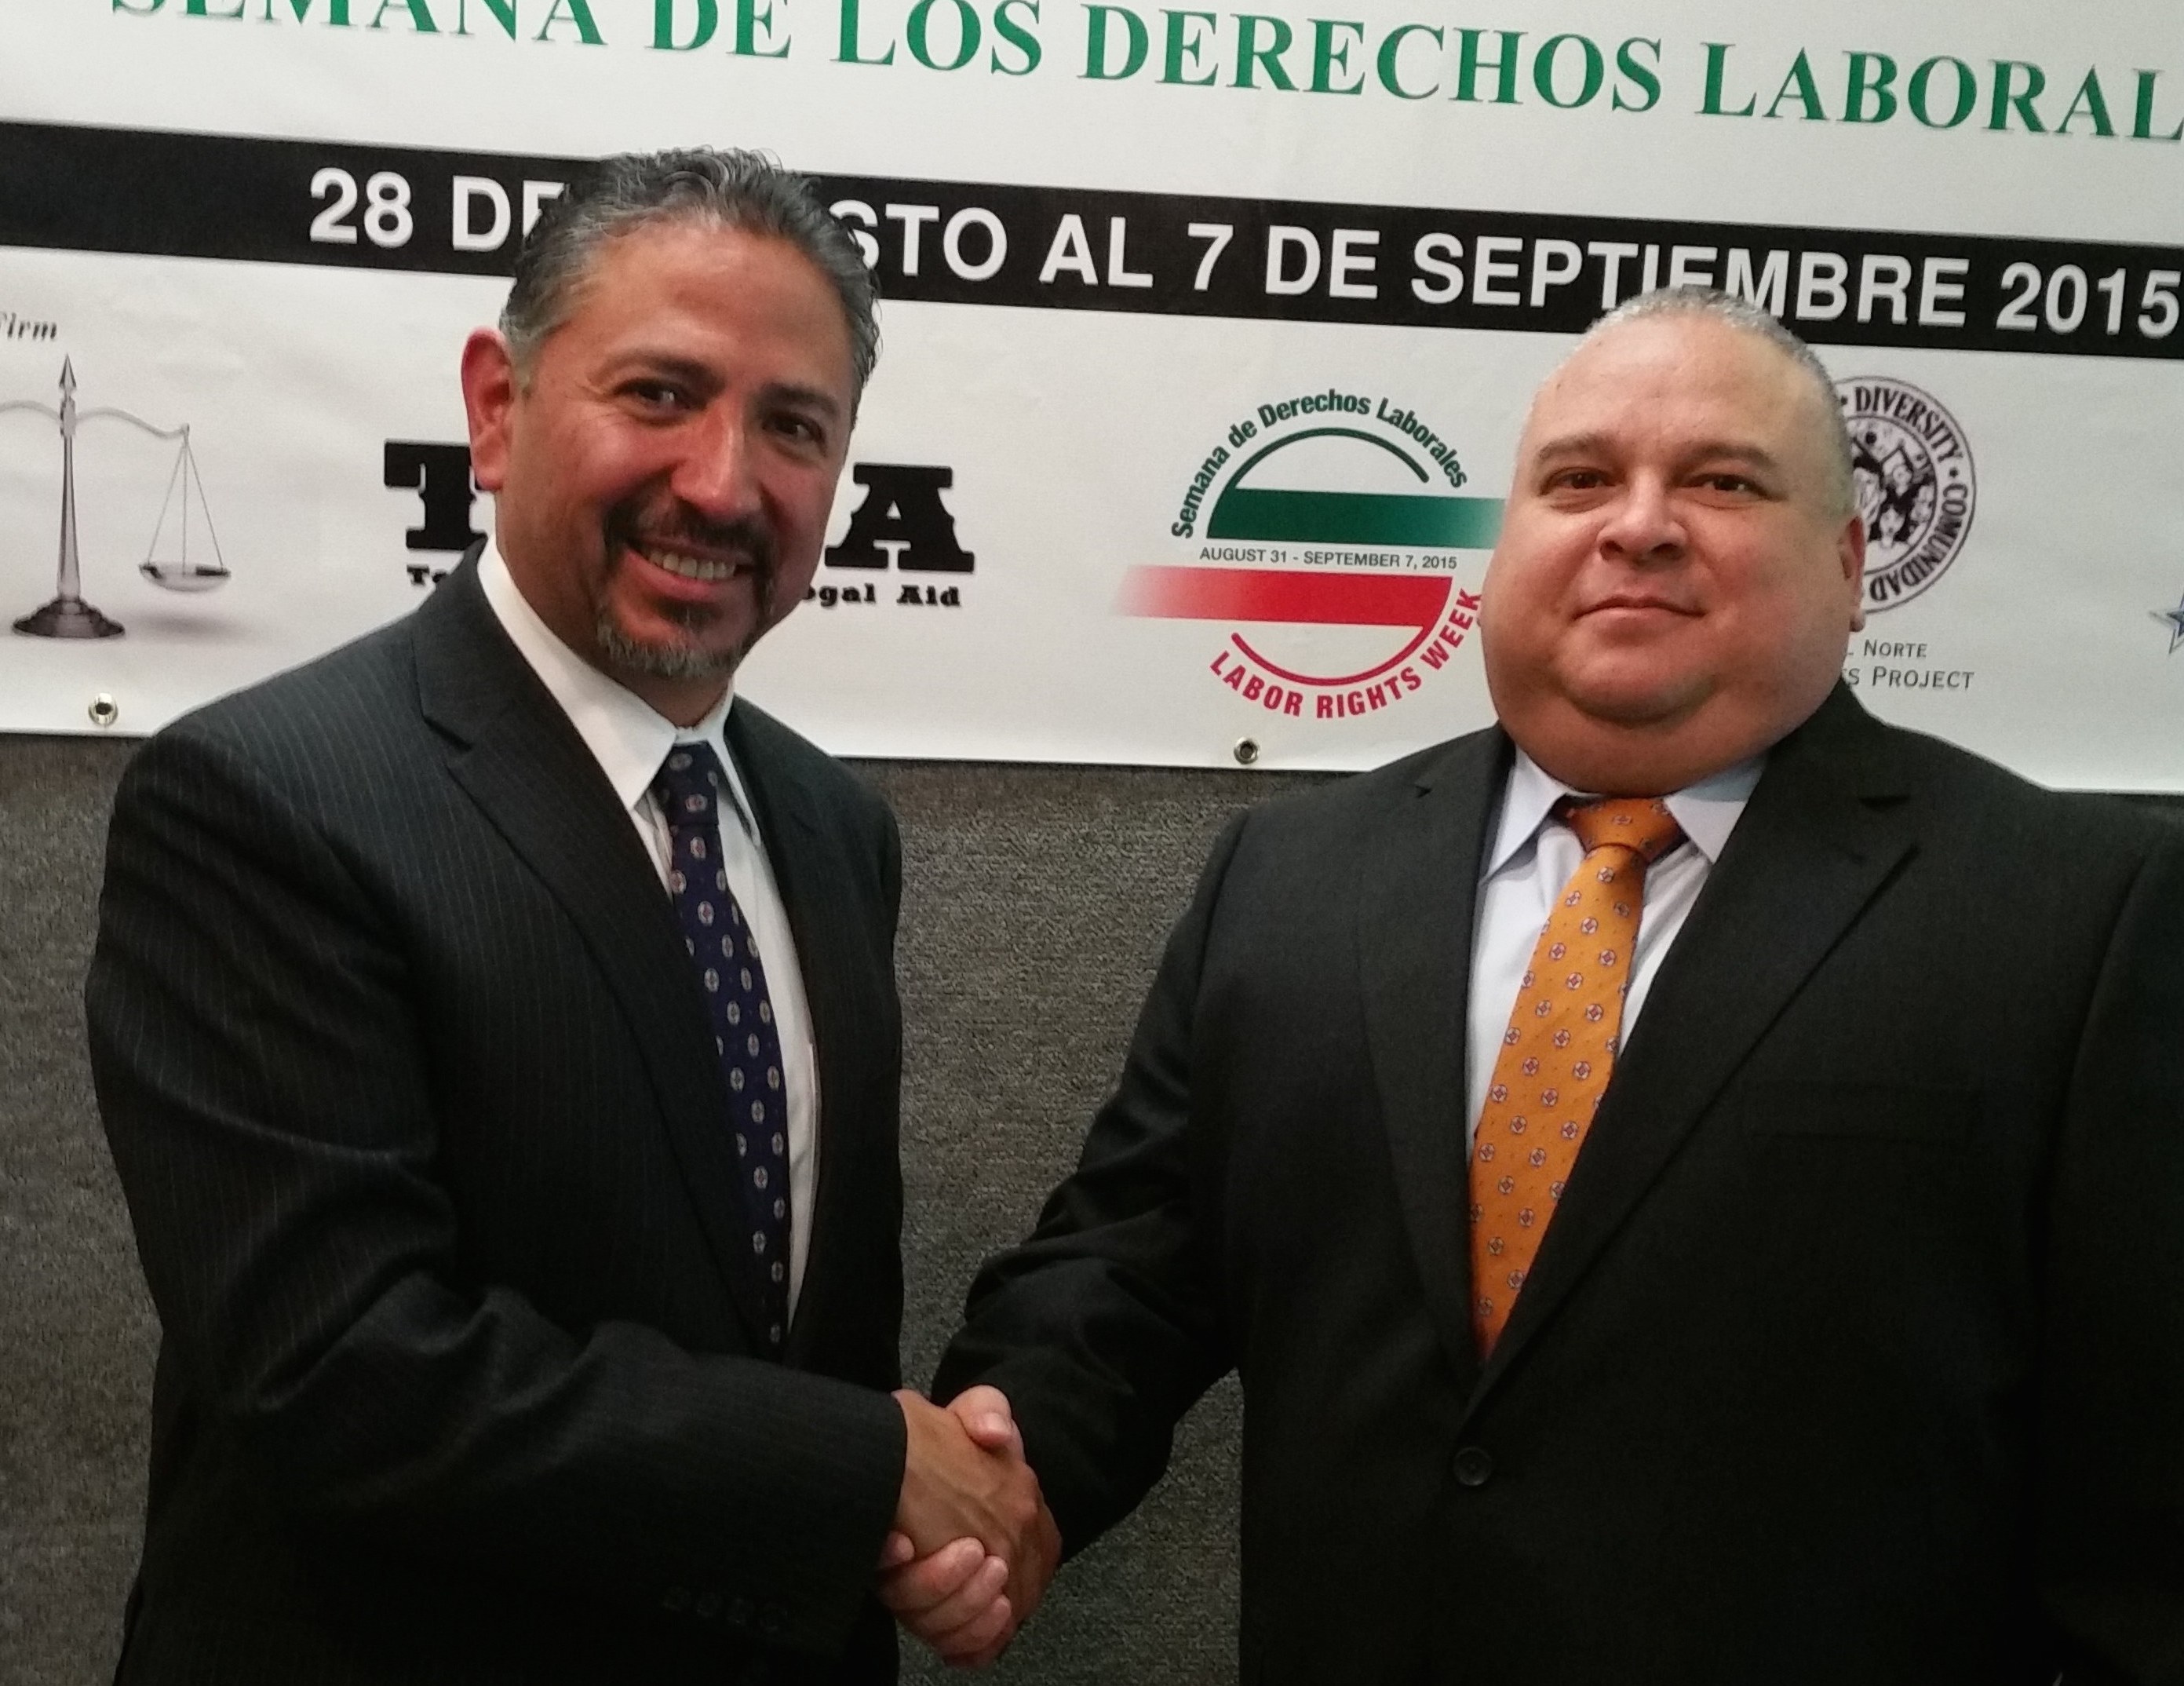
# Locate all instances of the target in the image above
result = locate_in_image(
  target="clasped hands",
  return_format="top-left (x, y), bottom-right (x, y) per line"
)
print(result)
top-left (883, 1386), bottom-right (1060, 1667)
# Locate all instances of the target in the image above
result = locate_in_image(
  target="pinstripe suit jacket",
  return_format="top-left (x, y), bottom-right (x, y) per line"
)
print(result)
top-left (87, 557), bottom-right (909, 1684)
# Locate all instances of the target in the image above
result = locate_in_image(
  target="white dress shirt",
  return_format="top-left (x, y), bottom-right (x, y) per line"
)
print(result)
top-left (479, 546), bottom-right (820, 1314)
top-left (1464, 748), bottom-right (1764, 1143)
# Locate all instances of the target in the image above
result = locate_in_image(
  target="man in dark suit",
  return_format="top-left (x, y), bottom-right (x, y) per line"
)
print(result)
top-left (86, 149), bottom-right (1049, 1684)
top-left (915, 290), bottom-right (2184, 1681)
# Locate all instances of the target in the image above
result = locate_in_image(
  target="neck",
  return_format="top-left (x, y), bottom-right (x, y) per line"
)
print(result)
top-left (602, 663), bottom-right (732, 730)
top-left (1512, 706), bottom-right (1785, 796)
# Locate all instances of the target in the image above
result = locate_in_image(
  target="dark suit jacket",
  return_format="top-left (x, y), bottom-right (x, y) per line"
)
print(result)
top-left (87, 557), bottom-right (910, 1684)
top-left (936, 687), bottom-right (2184, 1685)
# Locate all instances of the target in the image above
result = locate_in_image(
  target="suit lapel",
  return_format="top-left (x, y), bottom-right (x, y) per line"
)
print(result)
top-left (412, 557), bottom-right (775, 1345)
top-left (1471, 688), bottom-right (1916, 1401)
top-left (724, 706), bottom-right (867, 1367)
top-left (1358, 728), bottom-right (1511, 1400)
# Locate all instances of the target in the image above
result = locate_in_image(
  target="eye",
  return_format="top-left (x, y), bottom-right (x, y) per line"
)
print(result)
top-left (1544, 466), bottom-right (1610, 493)
top-left (1693, 471), bottom-right (1767, 498)
top-left (622, 378), bottom-right (692, 415)
top-left (765, 410), bottom-right (829, 450)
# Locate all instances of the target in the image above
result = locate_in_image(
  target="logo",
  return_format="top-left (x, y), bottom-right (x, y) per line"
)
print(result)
top-left (8, 359), bottom-right (228, 640)
top-left (385, 441), bottom-right (485, 583)
top-left (1120, 390), bottom-right (1500, 721)
top-left (819, 464), bottom-right (972, 609)
top-left (385, 450), bottom-right (975, 608)
top-left (2153, 589), bottom-right (2184, 655)
top-left (1836, 376), bottom-right (1975, 614)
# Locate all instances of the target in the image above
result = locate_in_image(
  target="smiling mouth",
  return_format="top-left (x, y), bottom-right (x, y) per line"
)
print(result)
top-left (640, 546), bottom-right (751, 584)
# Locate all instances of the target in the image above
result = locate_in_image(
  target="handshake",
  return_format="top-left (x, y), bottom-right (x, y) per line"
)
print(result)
top-left (883, 1386), bottom-right (1063, 1667)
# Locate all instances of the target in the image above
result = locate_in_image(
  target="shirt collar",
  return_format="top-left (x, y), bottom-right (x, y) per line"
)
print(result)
top-left (1486, 744), bottom-right (1767, 878)
top-left (478, 542), bottom-right (736, 819)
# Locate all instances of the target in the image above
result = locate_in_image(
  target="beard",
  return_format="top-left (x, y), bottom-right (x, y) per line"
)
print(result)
top-left (592, 498), bottom-right (778, 681)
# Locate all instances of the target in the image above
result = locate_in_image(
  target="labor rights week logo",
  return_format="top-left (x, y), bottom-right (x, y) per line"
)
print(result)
top-left (1121, 389), bottom-right (1500, 721)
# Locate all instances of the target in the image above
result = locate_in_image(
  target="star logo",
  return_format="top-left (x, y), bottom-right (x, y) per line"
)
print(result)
top-left (2154, 591), bottom-right (2184, 655)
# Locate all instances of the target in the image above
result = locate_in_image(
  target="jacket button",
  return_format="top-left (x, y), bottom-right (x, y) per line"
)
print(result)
top-left (1452, 1446), bottom-right (1494, 1487)
top-left (661, 1584), bottom-right (693, 1612)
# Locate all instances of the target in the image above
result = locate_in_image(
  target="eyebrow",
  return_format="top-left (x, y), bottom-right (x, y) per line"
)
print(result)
top-left (1529, 430), bottom-right (1613, 463)
top-left (614, 351), bottom-right (718, 390)
top-left (760, 381), bottom-right (848, 422)
top-left (1529, 433), bottom-right (1787, 476)
top-left (611, 355), bottom-right (847, 422)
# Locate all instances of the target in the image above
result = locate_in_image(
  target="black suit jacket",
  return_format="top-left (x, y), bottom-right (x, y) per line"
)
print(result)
top-left (937, 688), bottom-right (2184, 1684)
top-left (87, 558), bottom-right (910, 1684)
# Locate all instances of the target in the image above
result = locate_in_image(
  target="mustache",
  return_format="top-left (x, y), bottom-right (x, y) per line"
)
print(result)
top-left (607, 502), bottom-right (777, 578)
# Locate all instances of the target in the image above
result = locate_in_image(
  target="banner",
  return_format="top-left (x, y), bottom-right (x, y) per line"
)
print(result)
top-left (3, 2), bottom-right (2182, 785)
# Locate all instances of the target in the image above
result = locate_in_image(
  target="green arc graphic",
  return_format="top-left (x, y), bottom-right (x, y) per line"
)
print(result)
top-left (1207, 488), bottom-right (1503, 547)
top-left (1203, 425), bottom-right (1503, 548)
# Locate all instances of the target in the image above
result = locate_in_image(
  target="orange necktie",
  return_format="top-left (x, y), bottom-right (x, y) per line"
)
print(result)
top-left (1469, 797), bottom-right (1685, 1355)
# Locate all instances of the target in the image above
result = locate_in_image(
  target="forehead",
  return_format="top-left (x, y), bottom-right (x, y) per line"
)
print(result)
top-left (1522, 316), bottom-right (1818, 462)
top-left (550, 219), bottom-right (854, 383)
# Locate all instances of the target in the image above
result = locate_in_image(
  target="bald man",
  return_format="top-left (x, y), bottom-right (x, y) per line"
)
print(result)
top-left (917, 289), bottom-right (2184, 1682)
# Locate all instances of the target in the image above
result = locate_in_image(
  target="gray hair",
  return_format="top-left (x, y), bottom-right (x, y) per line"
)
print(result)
top-left (1586, 286), bottom-right (1855, 520)
top-left (501, 148), bottom-right (878, 403)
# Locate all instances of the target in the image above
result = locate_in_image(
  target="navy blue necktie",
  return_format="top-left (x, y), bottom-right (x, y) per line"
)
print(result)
top-left (651, 743), bottom-right (792, 1352)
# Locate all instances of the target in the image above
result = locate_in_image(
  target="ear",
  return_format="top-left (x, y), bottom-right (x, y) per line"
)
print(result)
top-left (460, 329), bottom-right (520, 493)
top-left (1836, 509), bottom-right (1869, 633)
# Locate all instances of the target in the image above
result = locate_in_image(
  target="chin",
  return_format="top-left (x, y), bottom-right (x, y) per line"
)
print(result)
top-left (1562, 676), bottom-right (1708, 730)
top-left (594, 608), bottom-right (750, 684)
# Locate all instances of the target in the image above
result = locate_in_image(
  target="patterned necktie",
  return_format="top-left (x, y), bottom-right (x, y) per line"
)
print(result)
top-left (1469, 797), bottom-right (1685, 1356)
top-left (652, 743), bottom-right (792, 1353)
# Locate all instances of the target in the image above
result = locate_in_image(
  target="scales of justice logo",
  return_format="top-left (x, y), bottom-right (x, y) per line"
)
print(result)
top-left (1120, 393), bottom-right (1500, 720)
top-left (1835, 375), bottom-right (1975, 615)
top-left (3, 359), bottom-right (228, 639)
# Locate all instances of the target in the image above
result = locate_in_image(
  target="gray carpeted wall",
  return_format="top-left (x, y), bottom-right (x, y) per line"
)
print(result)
top-left (0, 732), bottom-right (1325, 1686)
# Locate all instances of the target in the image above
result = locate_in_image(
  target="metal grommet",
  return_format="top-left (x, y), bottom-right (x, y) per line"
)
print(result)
top-left (88, 693), bottom-right (119, 729)
top-left (1233, 738), bottom-right (1260, 766)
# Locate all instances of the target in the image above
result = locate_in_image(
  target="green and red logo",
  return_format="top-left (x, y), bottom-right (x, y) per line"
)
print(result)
top-left (1121, 390), bottom-right (1501, 721)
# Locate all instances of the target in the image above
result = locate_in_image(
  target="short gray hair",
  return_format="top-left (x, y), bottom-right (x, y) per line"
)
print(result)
top-left (501, 148), bottom-right (878, 403)
top-left (1587, 286), bottom-right (1854, 520)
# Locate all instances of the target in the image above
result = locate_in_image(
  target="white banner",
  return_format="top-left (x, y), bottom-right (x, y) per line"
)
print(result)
top-left (3, 1), bottom-right (2182, 785)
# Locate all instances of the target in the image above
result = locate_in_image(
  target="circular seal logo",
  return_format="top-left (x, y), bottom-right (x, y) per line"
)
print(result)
top-left (1836, 376), bottom-right (1976, 613)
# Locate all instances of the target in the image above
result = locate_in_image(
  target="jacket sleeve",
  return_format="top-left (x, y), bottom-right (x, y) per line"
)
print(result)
top-left (2038, 831), bottom-right (2184, 1683)
top-left (931, 812), bottom-right (1245, 1556)
top-left (86, 721), bottom-right (906, 1658)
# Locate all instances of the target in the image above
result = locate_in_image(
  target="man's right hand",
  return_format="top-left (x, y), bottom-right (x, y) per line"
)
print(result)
top-left (884, 1387), bottom-right (1059, 1666)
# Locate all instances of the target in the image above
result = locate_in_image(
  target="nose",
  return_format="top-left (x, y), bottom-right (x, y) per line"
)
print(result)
top-left (669, 404), bottom-right (764, 524)
top-left (1596, 473), bottom-right (1685, 566)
